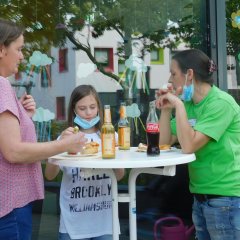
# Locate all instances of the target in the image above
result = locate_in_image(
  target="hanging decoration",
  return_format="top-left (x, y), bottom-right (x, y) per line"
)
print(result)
top-left (26, 51), bottom-right (53, 88)
top-left (120, 33), bottom-right (149, 95)
top-left (231, 10), bottom-right (240, 29)
top-left (126, 103), bottom-right (145, 135)
top-left (119, 0), bottom-right (150, 95)
top-left (55, 0), bottom-right (66, 29)
top-left (32, 0), bottom-right (43, 30)
top-left (32, 107), bottom-right (55, 142)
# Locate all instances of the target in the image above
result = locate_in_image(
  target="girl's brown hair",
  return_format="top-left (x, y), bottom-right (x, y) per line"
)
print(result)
top-left (67, 85), bottom-right (103, 130)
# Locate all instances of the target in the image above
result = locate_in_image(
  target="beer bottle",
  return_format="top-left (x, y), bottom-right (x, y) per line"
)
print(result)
top-left (146, 101), bottom-right (160, 156)
top-left (101, 105), bottom-right (115, 159)
top-left (118, 102), bottom-right (130, 150)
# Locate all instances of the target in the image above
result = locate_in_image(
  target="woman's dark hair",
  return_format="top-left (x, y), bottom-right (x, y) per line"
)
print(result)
top-left (0, 19), bottom-right (24, 46)
top-left (68, 85), bottom-right (103, 130)
top-left (172, 49), bottom-right (216, 84)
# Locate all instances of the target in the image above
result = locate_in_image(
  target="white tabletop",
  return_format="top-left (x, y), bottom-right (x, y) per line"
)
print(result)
top-left (48, 147), bottom-right (195, 168)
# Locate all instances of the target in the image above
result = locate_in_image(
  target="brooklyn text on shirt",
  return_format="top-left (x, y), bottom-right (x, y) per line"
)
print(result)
top-left (71, 168), bottom-right (109, 183)
top-left (69, 200), bottom-right (112, 213)
top-left (70, 184), bottom-right (111, 199)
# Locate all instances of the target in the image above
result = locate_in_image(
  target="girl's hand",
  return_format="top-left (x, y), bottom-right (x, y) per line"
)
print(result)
top-left (61, 127), bottom-right (76, 139)
top-left (64, 131), bottom-right (88, 154)
top-left (20, 93), bottom-right (36, 117)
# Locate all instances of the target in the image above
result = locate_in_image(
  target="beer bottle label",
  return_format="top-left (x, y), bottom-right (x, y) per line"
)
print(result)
top-left (146, 123), bottom-right (159, 133)
top-left (102, 134), bottom-right (115, 155)
top-left (118, 127), bottom-right (130, 148)
top-left (120, 106), bottom-right (127, 118)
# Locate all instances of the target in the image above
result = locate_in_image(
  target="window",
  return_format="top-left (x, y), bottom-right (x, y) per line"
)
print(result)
top-left (150, 48), bottom-right (164, 65)
top-left (59, 48), bottom-right (68, 72)
top-left (56, 97), bottom-right (66, 120)
top-left (94, 48), bottom-right (114, 72)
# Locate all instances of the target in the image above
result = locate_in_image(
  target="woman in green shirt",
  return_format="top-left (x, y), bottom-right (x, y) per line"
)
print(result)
top-left (155, 49), bottom-right (240, 240)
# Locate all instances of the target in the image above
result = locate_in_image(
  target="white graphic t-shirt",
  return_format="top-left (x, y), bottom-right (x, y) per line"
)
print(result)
top-left (59, 131), bottom-right (118, 239)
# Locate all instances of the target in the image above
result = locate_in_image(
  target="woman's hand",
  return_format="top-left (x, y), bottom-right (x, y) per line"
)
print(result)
top-left (156, 92), bottom-right (178, 109)
top-left (20, 93), bottom-right (36, 117)
top-left (155, 85), bottom-right (182, 109)
top-left (155, 83), bottom-right (174, 98)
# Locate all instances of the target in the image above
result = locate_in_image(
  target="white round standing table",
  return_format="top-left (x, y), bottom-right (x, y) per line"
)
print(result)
top-left (48, 147), bottom-right (195, 240)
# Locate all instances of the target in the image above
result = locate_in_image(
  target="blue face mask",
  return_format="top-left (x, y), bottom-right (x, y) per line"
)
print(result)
top-left (180, 75), bottom-right (194, 102)
top-left (74, 114), bottom-right (100, 129)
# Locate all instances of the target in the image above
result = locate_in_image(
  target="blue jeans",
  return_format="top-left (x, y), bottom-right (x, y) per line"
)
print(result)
top-left (0, 203), bottom-right (32, 240)
top-left (58, 232), bottom-right (113, 240)
top-left (192, 196), bottom-right (240, 240)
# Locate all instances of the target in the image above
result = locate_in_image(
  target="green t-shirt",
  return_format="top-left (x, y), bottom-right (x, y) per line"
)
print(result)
top-left (171, 85), bottom-right (240, 196)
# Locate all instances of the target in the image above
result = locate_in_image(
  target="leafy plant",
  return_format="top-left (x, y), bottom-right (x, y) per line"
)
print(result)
top-left (51, 120), bottom-right (68, 140)
top-left (226, 0), bottom-right (240, 55)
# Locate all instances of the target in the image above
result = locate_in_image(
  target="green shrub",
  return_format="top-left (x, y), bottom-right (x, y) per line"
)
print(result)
top-left (51, 120), bottom-right (68, 140)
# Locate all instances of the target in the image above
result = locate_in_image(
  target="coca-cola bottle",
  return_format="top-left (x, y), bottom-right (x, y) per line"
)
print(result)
top-left (146, 101), bottom-right (160, 156)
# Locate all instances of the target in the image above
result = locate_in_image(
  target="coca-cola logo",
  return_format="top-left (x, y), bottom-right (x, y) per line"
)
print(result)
top-left (146, 123), bottom-right (159, 133)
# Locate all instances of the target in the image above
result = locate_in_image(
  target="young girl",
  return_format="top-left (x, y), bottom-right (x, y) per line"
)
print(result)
top-left (45, 85), bottom-right (124, 240)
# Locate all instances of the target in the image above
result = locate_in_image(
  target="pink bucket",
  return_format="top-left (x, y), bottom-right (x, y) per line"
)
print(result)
top-left (153, 216), bottom-right (195, 240)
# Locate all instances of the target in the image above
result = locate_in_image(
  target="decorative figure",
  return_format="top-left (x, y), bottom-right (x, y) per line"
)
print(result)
top-left (10, 51), bottom-right (52, 94)
top-left (231, 10), bottom-right (240, 29)
top-left (32, 107), bottom-right (55, 142)
top-left (120, 33), bottom-right (149, 95)
top-left (126, 103), bottom-right (145, 135)
top-left (27, 50), bottom-right (53, 88)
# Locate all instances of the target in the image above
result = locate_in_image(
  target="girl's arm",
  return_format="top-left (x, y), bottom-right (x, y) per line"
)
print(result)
top-left (45, 162), bottom-right (61, 180)
top-left (114, 169), bottom-right (125, 181)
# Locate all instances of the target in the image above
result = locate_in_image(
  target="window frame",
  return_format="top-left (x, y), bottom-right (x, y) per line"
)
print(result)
top-left (94, 47), bottom-right (114, 72)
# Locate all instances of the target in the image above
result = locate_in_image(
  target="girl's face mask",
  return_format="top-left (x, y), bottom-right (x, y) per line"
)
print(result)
top-left (74, 114), bottom-right (100, 129)
top-left (180, 75), bottom-right (194, 102)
